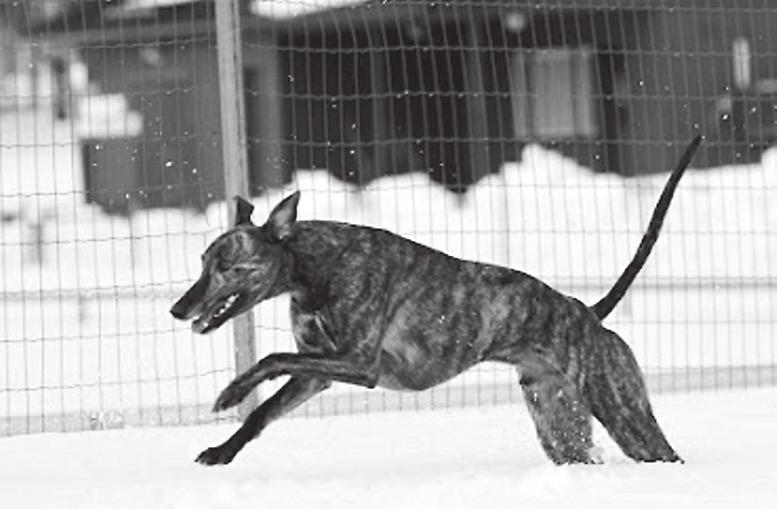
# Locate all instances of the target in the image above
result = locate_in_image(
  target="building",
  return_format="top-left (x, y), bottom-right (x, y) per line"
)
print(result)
top-left (27, 0), bottom-right (777, 213)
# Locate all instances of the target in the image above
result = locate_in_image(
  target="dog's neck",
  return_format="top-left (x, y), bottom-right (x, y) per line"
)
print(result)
top-left (282, 221), bottom-right (353, 303)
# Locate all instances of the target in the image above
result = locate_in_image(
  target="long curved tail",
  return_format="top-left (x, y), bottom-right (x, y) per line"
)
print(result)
top-left (591, 135), bottom-right (702, 320)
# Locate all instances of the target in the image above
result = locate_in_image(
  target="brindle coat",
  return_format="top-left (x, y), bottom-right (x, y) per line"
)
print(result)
top-left (171, 137), bottom-right (701, 466)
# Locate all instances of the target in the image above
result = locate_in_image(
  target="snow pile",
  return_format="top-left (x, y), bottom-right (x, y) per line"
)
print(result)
top-left (250, 0), bottom-right (368, 19)
top-left (3, 116), bottom-right (775, 293)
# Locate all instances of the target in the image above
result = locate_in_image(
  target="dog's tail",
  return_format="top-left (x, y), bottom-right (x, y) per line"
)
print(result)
top-left (591, 135), bottom-right (702, 320)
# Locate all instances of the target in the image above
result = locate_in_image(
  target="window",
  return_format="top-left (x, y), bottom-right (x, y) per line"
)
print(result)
top-left (511, 47), bottom-right (597, 139)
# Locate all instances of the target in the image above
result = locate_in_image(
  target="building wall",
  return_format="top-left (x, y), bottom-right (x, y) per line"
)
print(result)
top-left (74, 4), bottom-right (777, 212)
top-left (276, 16), bottom-right (482, 192)
top-left (619, 7), bottom-right (777, 174)
top-left (80, 39), bottom-right (223, 210)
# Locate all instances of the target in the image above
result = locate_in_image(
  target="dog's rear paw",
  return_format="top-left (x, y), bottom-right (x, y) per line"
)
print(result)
top-left (195, 445), bottom-right (237, 466)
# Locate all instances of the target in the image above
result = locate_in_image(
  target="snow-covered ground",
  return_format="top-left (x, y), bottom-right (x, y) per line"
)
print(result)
top-left (1, 386), bottom-right (776, 508)
top-left (1, 89), bottom-right (776, 429)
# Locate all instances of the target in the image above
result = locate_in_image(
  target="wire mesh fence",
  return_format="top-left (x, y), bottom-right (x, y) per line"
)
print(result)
top-left (1, 0), bottom-right (776, 436)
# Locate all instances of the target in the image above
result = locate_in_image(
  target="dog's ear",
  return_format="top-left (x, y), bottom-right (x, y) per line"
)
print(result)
top-left (233, 196), bottom-right (254, 226)
top-left (266, 191), bottom-right (301, 241)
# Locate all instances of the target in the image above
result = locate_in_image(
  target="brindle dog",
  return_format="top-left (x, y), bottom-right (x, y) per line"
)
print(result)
top-left (171, 136), bottom-right (701, 466)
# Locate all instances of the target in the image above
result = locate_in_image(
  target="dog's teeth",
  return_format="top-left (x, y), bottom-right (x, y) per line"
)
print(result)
top-left (213, 294), bottom-right (239, 320)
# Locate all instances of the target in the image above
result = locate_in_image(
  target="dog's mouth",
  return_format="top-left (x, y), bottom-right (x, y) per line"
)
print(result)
top-left (191, 291), bottom-right (249, 334)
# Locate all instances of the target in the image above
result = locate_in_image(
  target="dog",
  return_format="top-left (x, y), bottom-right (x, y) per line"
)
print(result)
top-left (171, 136), bottom-right (701, 466)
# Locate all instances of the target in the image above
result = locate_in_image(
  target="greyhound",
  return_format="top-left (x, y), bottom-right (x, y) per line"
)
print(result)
top-left (171, 136), bottom-right (701, 466)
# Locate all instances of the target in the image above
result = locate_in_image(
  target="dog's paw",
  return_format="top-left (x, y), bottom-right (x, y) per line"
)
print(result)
top-left (212, 380), bottom-right (251, 412)
top-left (195, 445), bottom-right (237, 466)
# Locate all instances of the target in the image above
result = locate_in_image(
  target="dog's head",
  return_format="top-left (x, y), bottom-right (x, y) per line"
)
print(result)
top-left (170, 191), bottom-right (300, 334)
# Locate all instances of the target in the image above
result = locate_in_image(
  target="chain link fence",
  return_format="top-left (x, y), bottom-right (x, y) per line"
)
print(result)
top-left (1, 0), bottom-right (776, 436)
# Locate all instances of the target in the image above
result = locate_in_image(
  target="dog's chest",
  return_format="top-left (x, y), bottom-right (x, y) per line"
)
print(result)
top-left (290, 309), bottom-right (339, 354)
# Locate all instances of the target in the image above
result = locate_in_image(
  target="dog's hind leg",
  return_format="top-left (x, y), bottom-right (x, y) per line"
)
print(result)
top-left (583, 330), bottom-right (681, 463)
top-left (196, 376), bottom-right (330, 465)
top-left (516, 361), bottom-right (596, 464)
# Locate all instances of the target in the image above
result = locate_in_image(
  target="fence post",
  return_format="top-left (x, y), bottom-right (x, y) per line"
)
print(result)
top-left (215, 0), bottom-right (258, 420)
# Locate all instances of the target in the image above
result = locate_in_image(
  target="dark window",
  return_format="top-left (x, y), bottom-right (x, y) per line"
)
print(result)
top-left (511, 47), bottom-right (597, 139)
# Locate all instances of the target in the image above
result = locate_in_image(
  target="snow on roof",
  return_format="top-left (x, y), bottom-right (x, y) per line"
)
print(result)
top-left (115, 0), bottom-right (371, 20)
top-left (250, 0), bottom-right (369, 19)
top-left (118, 0), bottom-right (195, 9)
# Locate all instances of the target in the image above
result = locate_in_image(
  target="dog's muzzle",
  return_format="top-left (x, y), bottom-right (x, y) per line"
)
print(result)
top-left (170, 277), bottom-right (209, 320)
top-left (170, 300), bottom-right (193, 320)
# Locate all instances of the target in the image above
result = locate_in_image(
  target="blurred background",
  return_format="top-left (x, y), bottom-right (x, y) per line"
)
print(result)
top-left (0, 0), bottom-right (775, 436)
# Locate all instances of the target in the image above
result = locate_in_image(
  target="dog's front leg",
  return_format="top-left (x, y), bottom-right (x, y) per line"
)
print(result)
top-left (197, 376), bottom-right (330, 465)
top-left (213, 352), bottom-right (378, 412)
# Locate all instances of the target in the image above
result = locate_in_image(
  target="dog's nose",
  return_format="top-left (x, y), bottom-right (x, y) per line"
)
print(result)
top-left (171, 278), bottom-right (208, 320)
top-left (170, 301), bottom-right (189, 320)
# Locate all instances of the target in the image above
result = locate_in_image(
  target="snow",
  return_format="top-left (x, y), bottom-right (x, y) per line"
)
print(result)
top-left (116, 0), bottom-right (369, 20)
top-left (1, 387), bottom-right (776, 508)
top-left (250, 0), bottom-right (368, 19)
